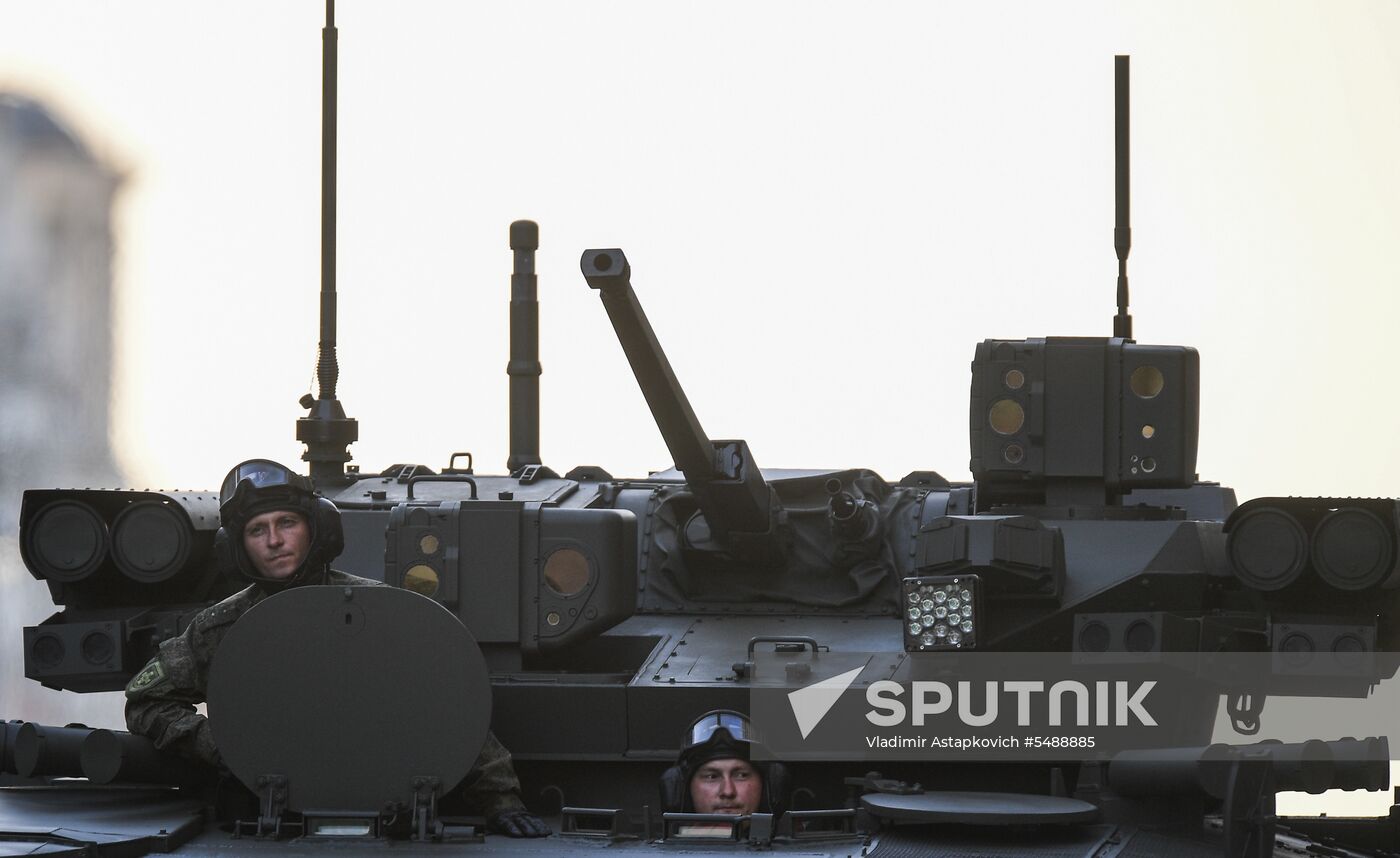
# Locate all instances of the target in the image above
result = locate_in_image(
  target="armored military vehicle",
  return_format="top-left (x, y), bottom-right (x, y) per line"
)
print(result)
top-left (3, 7), bottom-right (1398, 858)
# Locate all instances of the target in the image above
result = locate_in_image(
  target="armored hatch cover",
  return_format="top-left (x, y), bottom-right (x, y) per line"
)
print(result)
top-left (207, 586), bottom-right (491, 813)
top-left (862, 790), bottom-right (1099, 825)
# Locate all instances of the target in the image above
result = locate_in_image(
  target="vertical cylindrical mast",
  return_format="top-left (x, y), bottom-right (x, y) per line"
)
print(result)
top-left (507, 220), bottom-right (542, 472)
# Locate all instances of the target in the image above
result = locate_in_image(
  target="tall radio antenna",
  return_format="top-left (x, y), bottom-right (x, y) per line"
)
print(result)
top-left (1113, 54), bottom-right (1133, 340)
top-left (297, 0), bottom-right (359, 484)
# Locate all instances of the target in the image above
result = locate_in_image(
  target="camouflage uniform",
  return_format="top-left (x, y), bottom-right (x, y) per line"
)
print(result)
top-left (125, 570), bottom-right (526, 818)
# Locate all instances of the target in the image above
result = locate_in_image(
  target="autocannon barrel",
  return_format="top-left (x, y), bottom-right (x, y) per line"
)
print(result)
top-left (580, 249), bottom-right (721, 483)
top-left (580, 248), bottom-right (779, 562)
top-left (1108, 737), bottom-right (1388, 798)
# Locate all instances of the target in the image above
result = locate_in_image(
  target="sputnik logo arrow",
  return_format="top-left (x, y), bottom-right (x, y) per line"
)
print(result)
top-left (787, 667), bottom-right (864, 740)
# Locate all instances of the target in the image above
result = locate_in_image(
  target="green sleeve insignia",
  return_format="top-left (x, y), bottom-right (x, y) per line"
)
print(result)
top-left (126, 660), bottom-right (168, 696)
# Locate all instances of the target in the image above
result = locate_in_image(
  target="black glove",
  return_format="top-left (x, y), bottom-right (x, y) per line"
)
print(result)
top-left (488, 807), bottom-right (552, 838)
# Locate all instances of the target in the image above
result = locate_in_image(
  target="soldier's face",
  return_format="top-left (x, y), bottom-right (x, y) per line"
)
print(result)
top-left (242, 510), bottom-right (311, 579)
top-left (689, 758), bottom-right (762, 815)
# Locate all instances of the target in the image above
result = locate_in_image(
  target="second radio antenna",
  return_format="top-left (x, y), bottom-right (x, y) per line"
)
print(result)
top-left (1113, 54), bottom-right (1133, 340)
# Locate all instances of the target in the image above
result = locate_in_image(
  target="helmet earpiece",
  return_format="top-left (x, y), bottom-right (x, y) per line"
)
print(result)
top-left (309, 497), bottom-right (344, 567)
top-left (213, 526), bottom-right (235, 575)
top-left (763, 762), bottom-right (790, 816)
top-left (658, 765), bottom-right (687, 813)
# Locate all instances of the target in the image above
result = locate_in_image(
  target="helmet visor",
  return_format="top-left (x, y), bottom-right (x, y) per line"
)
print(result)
top-left (219, 459), bottom-right (313, 510)
top-left (683, 710), bottom-right (759, 750)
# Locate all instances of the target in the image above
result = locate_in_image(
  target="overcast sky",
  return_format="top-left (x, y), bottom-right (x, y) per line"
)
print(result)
top-left (0, 0), bottom-right (1394, 499)
top-left (2, 0), bottom-right (1398, 814)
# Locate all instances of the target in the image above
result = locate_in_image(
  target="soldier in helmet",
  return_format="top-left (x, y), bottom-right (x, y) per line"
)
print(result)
top-left (659, 710), bottom-right (789, 819)
top-left (125, 459), bottom-right (550, 838)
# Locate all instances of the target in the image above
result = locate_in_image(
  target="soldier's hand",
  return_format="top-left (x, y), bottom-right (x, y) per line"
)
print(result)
top-left (488, 808), bottom-right (551, 838)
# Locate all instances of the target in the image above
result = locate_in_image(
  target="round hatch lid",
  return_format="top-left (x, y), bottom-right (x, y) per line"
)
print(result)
top-left (208, 585), bottom-right (490, 812)
top-left (862, 791), bottom-right (1099, 825)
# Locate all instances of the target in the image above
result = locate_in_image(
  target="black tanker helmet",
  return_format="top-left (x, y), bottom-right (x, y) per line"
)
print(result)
top-left (661, 710), bottom-right (788, 815)
top-left (678, 710), bottom-right (762, 774)
top-left (215, 459), bottom-right (344, 589)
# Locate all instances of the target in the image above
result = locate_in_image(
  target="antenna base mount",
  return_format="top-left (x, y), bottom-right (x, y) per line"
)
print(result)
top-left (297, 397), bottom-right (358, 485)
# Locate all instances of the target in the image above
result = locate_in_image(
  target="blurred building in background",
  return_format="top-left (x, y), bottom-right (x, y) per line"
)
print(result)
top-left (0, 92), bottom-right (123, 529)
top-left (1, 92), bottom-right (125, 726)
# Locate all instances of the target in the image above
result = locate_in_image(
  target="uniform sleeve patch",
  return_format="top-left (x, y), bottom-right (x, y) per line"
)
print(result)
top-left (126, 660), bottom-right (168, 695)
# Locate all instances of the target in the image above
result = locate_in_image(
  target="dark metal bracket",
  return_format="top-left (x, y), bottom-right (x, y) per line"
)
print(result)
top-left (234, 773), bottom-right (299, 839)
top-left (410, 776), bottom-right (442, 842)
top-left (406, 475), bottom-right (478, 500)
top-left (513, 463), bottom-right (560, 485)
top-left (444, 452), bottom-right (474, 474)
top-left (560, 806), bottom-right (634, 839)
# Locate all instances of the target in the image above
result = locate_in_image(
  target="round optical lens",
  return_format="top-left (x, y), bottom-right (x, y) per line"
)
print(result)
top-left (909, 622), bottom-right (923, 635)
top-left (543, 548), bottom-right (591, 597)
top-left (989, 399), bottom-right (1026, 435)
top-left (1130, 366), bottom-right (1165, 399)
top-left (402, 564), bottom-right (440, 596)
top-left (948, 631), bottom-right (963, 646)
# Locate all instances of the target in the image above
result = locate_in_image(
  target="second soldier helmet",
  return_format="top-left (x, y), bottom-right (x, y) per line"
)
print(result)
top-left (660, 710), bottom-right (789, 815)
top-left (214, 459), bottom-right (344, 588)
top-left (678, 710), bottom-right (762, 772)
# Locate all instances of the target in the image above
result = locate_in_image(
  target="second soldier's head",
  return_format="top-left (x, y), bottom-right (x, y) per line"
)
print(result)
top-left (216, 459), bottom-right (344, 590)
top-left (679, 710), bottom-right (769, 816)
